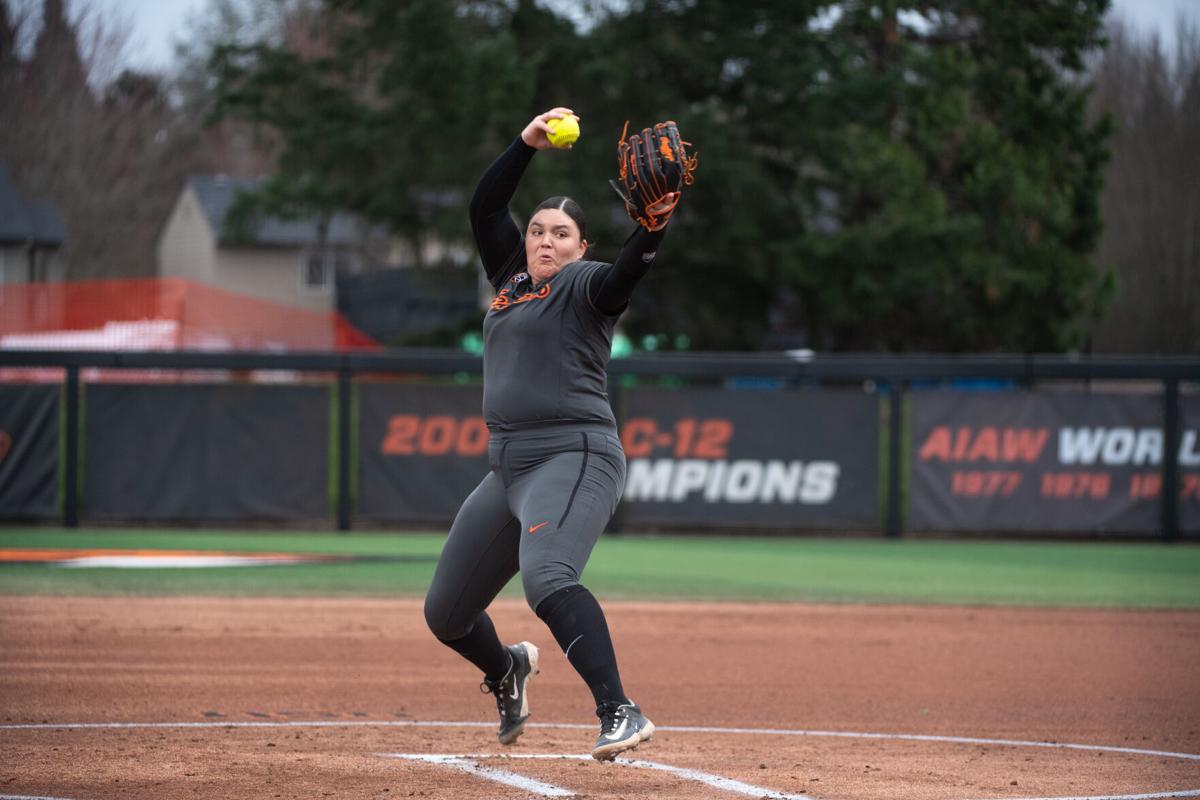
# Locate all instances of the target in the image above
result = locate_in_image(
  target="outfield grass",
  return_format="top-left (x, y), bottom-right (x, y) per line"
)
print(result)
top-left (1, 528), bottom-right (1198, 608)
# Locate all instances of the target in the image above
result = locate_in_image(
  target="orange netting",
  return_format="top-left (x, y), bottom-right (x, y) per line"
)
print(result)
top-left (0, 278), bottom-right (378, 352)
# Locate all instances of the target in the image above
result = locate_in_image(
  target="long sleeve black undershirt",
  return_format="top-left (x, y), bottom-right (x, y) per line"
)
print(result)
top-left (468, 136), bottom-right (667, 315)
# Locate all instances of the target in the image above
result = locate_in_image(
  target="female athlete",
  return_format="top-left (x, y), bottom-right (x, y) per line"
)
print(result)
top-left (424, 106), bottom-right (680, 761)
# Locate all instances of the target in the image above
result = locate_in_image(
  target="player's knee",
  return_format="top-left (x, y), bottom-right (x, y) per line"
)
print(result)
top-left (423, 592), bottom-right (460, 641)
top-left (532, 582), bottom-right (586, 623)
top-left (523, 570), bottom-right (579, 617)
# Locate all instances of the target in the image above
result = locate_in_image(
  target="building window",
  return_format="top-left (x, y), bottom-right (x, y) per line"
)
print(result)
top-left (303, 251), bottom-right (332, 290)
top-left (302, 249), bottom-right (358, 292)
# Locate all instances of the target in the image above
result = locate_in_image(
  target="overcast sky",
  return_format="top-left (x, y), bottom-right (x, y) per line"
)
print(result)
top-left (11, 0), bottom-right (1200, 73)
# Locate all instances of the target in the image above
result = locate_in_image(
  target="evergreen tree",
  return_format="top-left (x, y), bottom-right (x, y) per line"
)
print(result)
top-left (800, 0), bottom-right (1114, 351)
top-left (27, 0), bottom-right (87, 95)
top-left (0, 3), bottom-right (15, 67)
top-left (209, 0), bottom-right (1114, 351)
top-left (0, 4), bottom-right (18, 125)
top-left (208, 0), bottom-right (543, 263)
top-left (579, 0), bottom-right (1113, 351)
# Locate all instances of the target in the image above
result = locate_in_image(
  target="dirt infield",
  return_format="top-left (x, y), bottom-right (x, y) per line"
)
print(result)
top-left (1, 596), bottom-right (1198, 799)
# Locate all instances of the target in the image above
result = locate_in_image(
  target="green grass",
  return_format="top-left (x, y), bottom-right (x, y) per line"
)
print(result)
top-left (1, 528), bottom-right (1198, 608)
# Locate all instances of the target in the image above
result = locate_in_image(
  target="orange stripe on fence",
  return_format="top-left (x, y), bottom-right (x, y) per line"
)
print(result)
top-left (0, 548), bottom-right (340, 563)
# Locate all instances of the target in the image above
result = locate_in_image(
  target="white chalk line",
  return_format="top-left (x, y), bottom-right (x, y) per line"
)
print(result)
top-left (3, 719), bottom-right (1197, 763)
top-left (381, 753), bottom-right (1200, 800)
top-left (971, 792), bottom-right (1200, 800)
top-left (0, 795), bottom-right (79, 800)
top-left (383, 755), bottom-right (574, 797)
top-left (383, 753), bottom-right (812, 800)
top-left (5, 721), bottom-right (1198, 800)
top-left (663, 725), bottom-right (1200, 764)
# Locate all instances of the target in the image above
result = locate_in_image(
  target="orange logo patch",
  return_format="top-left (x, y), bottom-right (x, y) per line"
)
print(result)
top-left (490, 282), bottom-right (551, 312)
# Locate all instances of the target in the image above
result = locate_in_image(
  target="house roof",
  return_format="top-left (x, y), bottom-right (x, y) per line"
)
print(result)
top-left (0, 164), bottom-right (66, 247)
top-left (188, 175), bottom-right (363, 248)
top-left (27, 200), bottom-right (67, 243)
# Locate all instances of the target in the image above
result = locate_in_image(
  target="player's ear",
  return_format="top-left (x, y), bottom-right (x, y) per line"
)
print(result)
top-left (579, 239), bottom-right (589, 256)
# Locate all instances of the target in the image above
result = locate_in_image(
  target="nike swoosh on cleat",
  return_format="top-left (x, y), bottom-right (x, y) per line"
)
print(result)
top-left (603, 718), bottom-right (630, 741)
top-left (528, 522), bottom-right (549, 534)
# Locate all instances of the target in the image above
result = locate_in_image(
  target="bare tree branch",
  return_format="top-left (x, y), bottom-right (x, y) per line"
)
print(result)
top-left (1090, 15), bottom-right (1200, 354)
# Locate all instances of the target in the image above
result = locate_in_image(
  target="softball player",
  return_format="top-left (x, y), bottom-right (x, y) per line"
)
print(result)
top-left (423, 107), bottom-right (685, 760)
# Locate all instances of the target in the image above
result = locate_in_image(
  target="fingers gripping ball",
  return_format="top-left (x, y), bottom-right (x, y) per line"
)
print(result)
top-left (611, 120), bottom-right (698, 231)
top-left (547, 115), bottom-right (580, 148)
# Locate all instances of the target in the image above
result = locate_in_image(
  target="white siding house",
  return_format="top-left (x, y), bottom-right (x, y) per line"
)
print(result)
top-left (156, 176), bottom-right (369, 313)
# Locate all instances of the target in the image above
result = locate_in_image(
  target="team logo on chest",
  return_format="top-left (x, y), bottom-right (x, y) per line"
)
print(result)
top-left (490, 272), bottom-right (551, 312)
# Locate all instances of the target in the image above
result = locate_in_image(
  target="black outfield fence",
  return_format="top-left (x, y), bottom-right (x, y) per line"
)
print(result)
top-left (0, 349), bottom-right (1197, 538)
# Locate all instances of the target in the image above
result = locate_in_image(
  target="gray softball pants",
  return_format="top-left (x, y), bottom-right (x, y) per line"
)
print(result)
top-left (423, 425), bottom-right (627, 641)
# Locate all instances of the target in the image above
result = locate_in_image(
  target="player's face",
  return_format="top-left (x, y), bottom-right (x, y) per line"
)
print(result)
top-left (526, 209), bottom-right (586, 282)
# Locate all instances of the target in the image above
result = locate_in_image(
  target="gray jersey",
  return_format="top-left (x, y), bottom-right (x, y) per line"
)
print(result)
top-left (482, 260), bottom-right (617, 431)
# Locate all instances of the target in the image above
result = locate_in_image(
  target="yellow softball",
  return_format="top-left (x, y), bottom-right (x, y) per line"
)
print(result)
top-left (547, 115), bottom-right (580, 148)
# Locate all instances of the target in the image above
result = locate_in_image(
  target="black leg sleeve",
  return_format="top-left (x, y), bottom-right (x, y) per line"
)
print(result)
top-left (437, 611), bottom-right (512, 684)
top-left (535, 584), bottom-right (628, 707)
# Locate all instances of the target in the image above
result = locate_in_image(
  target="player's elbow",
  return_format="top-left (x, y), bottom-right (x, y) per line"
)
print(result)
top-left (467, 191), bottom-right (491, 229)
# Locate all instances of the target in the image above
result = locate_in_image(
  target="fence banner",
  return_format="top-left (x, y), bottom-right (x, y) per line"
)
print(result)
top-left (83, 384), bottom-right (330, 520)
top-left (910, 391), bottom-right (1200, 534)
top-left (1185, 396), bottom-right (1200, 534)
top-left (358, 385), bottom-right (879, 529)
top-left (358, 384), bottom-right (489, 522)
top-left (617, 388), bottom-right (879, 529)
top-left (0, 384), bottom-right (59, 518)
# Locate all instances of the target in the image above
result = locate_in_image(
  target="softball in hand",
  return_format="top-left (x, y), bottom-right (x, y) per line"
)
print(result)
top-left (547, 115), bottom-right (580, 148)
